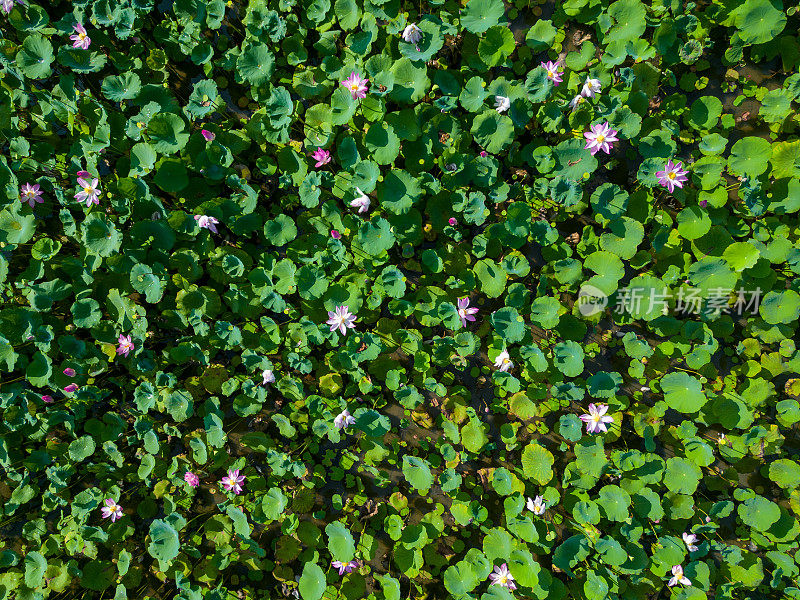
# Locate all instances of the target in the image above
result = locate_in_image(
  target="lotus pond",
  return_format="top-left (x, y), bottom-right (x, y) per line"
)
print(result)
top-left (1, 0), bottom-right (800, 599)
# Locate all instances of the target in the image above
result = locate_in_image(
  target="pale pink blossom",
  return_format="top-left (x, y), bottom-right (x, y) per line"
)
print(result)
top-left (541, 60), bottom-right (562, 85)
top-left (42, 395), bottom-right (53, 403)
top-left (581, 77), bottom-right (602, 98)
top-left (326, 305), bottom-right (357, 335)
top-left (527, 495), bottom-right (546, 515)
top-left (221, 469), bottom-right (245, 494)
top-left (262, 369), bottom-right (275, 385)
top-left (75, 177), bottom-right (100, 207)
top-left (312, 148), bottom-right (331, 168)
top-left (580, 403), bottom-right (614, 434)
top-left (184, 471), bottom-right (200, 487)
top-left (683, 532), bottom-right (698, 552)
top-left (116, 334), bottom-right (134, 357)
top-left (1, 1), bottom-right (25, 15)
top-left (194, 215), bottom-right (219, 233)
top-left (494, 349), bottom-right (513, 372)
top-left (457, 297), bottom-right (478, 327)
top-left (584, 122), bottom-right (619, 155)
top-left (668, 565), bottom-right (691, 587)
top-left (488, 563), bottom-right (516, 590)
top-left (350, 188), bottom-right (370, 213)
top-left (656, 160), bottom-right (689, 193)
top-left (401, 23), bottom-right (422, 44)
top-left (20, 183), bottom-right (43, 208)
top-left (341, 72), bottom-right (369, 100)
top-left (331, 559), bottom-right (360, 575)
top-left (64, 383), bottom-right (78, 393)
top-left (101, 498), bottom-right (123, 522)
top-left (334, 409), bottom-right (356, 430)
top-left (494, 95), bottom-right (510, 113)
top-left (70, 23), bottom-right (91, 50)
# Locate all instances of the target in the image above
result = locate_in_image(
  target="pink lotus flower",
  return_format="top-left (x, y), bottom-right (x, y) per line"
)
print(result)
top-left (668, 564), bottom-right (691, 587)
top-left (584, 122), bottom-right (619, 155)
top-left (194, 215), bottom-right (219, 233)
top-left (262, 369), bottom-right (275, 385)
top-left (75, 177), bottom-right (100, 207)
top-left (457, 297), bottom-right (479, 327)
top-left (332, 559), bottom-right (360, 575)
top-left (42, 395), bottom-right (53, 403)
top-left (63, 368), bottom-right (76, 377)
top-left (656, 160), bottom-right (689, 193)
top-left (77, 170), bottom-right (91, 179)
top-left (116, 334), bottom-right (134, 357)
top-left (541, 61), bottom-right (562, 85)
top-left (70, 23), bottom-right (91, 50)
top-left (326, 305), bottom-right (357, 335)
top-left (1, 0), bottom-right (25, 15)
top-left (334, 409), bottom-right (356, 430)
top-left (527, 495), bottom-right (546, 515)
top-left (581, 77), bottom-right (602, 98)
top-left (488, 563), bottom-right (517, 590)
top-left (221, 469), bottom-right (245, 494)
top-left (20, 183), bottom-right (43, 208)
top-left (64, 383), bottom-right (78, 393)
top-left (101, 498), bottom-right (123, 522)
top-left (331, 230), bottom-right (341, 239)
top-left (479, 151), bottom-right (488, 157)
top-left (580, 403), bottom-right (614, 434)
top-left (341, 72), bottom-right (369, 100)
top-left (184, 471), bottom-right (200, 487)
top-left (312, 148), bottom-right (331, 167)
top-left (569, 95), bottom-right (585, 111)
top-left (201, 129), bottom-right (215, 141)
top-left (683, 532), bottom-right (699, 552)
top-left (494, 349), bottom-right (513, 372)
top-left (448, 217), bottom-right (458, 226)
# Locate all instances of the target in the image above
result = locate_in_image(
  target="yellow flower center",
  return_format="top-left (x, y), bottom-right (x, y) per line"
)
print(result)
top-left (83, 186), bottom-right (93, 194)
top-left (498, 574), bottom-right (508, 585)
top-left (592, 413), bottom-right (601, 423)
top-left (137, 122), bottom-right (144, 128)
top-left (350, 83), bottom-right (359, 91)
top-left (668, 172), bottom-right (676, 179)
top-left (596, 135), bottom-right (605, 143)
top-left (547, 70), bottom-right (554, 77)
top-left (78, 32), bottom-right (87, 40)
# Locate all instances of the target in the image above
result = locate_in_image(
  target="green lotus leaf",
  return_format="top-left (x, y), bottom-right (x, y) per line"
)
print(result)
top-left (759, 290), bottom-right (800, 325)
top-left (522, 442), bottom-right (554, 485)
top-left (471, 111), bottom-right (514, 154)
top-left (147, 113), bottom-right (189, 155)
top-left (728, 137), bottom-right (772, 177)
top-left (16, 34), bottom-right (53, 79)
top-left (460, 0), bottom-right (504, 33)
top-left (101, 72), bottom-right (142, 102)
top-left (738, 494), bottom-right (780, 530)
top-left (734, 0), bottom-right (786, 44)
top-left (661, 372), bottom-right (707, 413)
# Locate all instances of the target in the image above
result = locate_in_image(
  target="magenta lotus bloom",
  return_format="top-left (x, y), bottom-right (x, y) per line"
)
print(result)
top-left (541, 60), bottom-right (562, 85)
top-left (63, 368), bottom-right (76, 377)
top-left (584, 122), bottom-right (619, 155)
top-left (101, 498), bottom-right (123, 522)
top-left (326, 305), bottom-right (357, 335)
top-left (201, 129), bottom-right (215, 141)
top-left (184, 471), bottom-right (200, 487)
top-left (656, 160), bottom-right (689, 193)
top-left (330, 229), bottom-right (341, 239)
top-left (20, 183), bottom-right (43, 208)
top-left (668, 565), bottom-right (691, 587)
top-left (341, 72), bottom-right (369, 100)
top-left (683, 532), bottom-right (699, 552)
top-left (194, 215), bottom-right (219, 233)
top-left (64, 383), bottom-right (78, 393)
top-left (70, 23), bottom-right (91, 50)
top-left (42, 395), bottom-right (53, 403)
top-left (117, 334), bottom-right (134, 357)
top-left (334, 409), bottom-right (356, 430)
top-left (457, 297), bottom-right (479, 327)
top-left (448, 217), bottom-right (457, 226)
top-left (479, 151), bottom-right (488, 157)
top-left (221, 469), bottom-right (245, 494)
top-left (75, 177), bottom-right (100, 207)
top-left (76, 170), bottom-right (91, 180)
top-left (488, 563), bottom-right (517, 590)
top-left (332, 559), bottom-right (360, 575)
top-left (312, 148), bottom-right (331, 168)
top-left (580, 403), bottom-right (614, 434)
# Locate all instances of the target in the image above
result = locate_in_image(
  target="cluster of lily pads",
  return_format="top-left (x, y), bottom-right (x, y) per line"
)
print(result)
top-left (1, 0), bottom-right (800, 599)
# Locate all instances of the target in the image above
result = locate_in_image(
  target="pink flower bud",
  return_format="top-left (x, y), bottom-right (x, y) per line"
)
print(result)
top-left (331, 230), bottom-right (341, 239)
